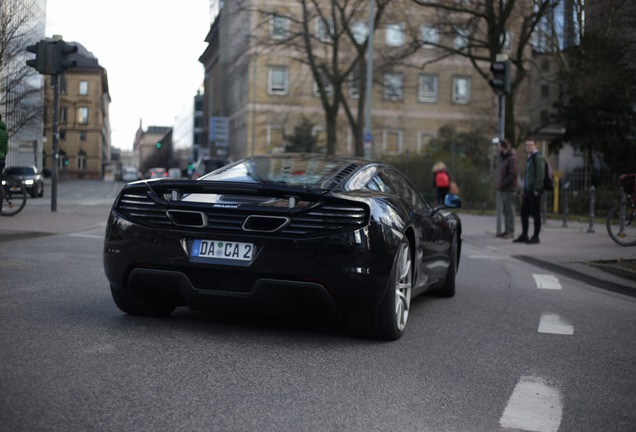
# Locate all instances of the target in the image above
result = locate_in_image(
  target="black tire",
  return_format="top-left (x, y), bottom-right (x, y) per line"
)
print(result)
top-left (37, 182), bottom-right (44, 197)
top-left (0, 175), bottom-right (27, 216)
top-left (435, 233), bottom-right (458, 297)
top-left (110, 284), bottom-right (176, 316)
top-left (351, 239), bottom-right (412, 341)
top-left (30, 186), bottom-right (37, 198)
top-left (606, 202), bottom-right (636, 247)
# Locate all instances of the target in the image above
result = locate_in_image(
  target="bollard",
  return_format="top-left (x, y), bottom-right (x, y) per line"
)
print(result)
top-left (587, 186), bottom-right (595, 233)
top-left (562, 182), bottom-right (569, 228)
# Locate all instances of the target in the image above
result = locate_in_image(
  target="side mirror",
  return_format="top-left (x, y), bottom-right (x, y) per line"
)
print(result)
top-left (444, 193), bottom-right (462, 209)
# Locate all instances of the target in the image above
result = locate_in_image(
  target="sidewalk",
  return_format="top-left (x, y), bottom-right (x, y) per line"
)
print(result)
top-left (459, 212), bottom-right (636, 295)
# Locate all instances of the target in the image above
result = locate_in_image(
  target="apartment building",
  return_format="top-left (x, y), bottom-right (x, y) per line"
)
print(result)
top-left (42, 42), bottom-right (111, 179)
top-left (200, 1), bottom-right (499, 161)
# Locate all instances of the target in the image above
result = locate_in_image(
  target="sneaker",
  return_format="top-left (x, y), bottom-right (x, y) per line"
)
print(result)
top-left (501, 233), bottom-right (514, 239)
top-left (512, 235), bottom-right (528, 243)
top-left (526, 236), bottom-right (540, 244)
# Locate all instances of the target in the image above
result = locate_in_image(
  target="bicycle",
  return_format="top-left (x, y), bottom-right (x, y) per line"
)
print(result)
top-left (0, 172), bottom-right (27, 216)
top-left (606, 173), bottom-right (636, 247)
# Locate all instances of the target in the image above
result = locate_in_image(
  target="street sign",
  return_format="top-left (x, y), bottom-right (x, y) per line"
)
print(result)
top-left (209, 117), bottom-right (229, 144)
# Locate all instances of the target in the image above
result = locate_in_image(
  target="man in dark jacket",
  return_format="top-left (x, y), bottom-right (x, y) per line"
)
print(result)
top-left (513, 138), bottom-right (545, 244)
top-left (0, 114), bottom-right (8, 173)
top-left (496, 139), bottom-right (518, 239)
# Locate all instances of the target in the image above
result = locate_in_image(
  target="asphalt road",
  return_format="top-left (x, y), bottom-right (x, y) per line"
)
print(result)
top-left (0, 180), bottom-right (635, 432)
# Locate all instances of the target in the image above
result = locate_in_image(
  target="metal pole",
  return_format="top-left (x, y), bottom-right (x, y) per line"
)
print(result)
top-left (51, 72), bottom-right (59, 212)
top-left (250, 46), bottom-right (257, 157)
top-left (587, 185), bottom-right (595, 233)
top-left (495, 93), bottom-right (505, 235)
top-left (363, 0), bottom-right (375, 159)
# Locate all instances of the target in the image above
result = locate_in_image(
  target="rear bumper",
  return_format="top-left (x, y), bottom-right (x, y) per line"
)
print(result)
top-left (103, 211), bottom-right (400, 312)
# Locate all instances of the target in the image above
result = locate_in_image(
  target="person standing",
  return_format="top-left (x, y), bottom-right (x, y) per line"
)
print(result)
top-left (0, 114), bottom-right (8, 173)
top-left (432, 161), bottom-right (451, 204)
top-left (496, 139), bottom-right (518, 239)
top-left (513, 138), bottom-right (545, 244)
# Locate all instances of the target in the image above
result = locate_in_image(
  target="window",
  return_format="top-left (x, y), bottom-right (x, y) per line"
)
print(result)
top-left (79, 132), bottom-right (86, 141)
top-left (384, 73), bottom-right (403, 101)
top-left (418, 132), bottom-right (436, 155)
top-left (312, 127), bottom-right (327, 154)
top-left (268, 66), bottom-right (288, 95)
top-left (270, 15), bottom-right (289, 39)
top-left (540, 110), bottom-right (550, 123)
top-left (58, 150), bottom-right (68, 169)
top-left (351, 20), bottom-right (368, 44)
top-left (79, 81), bottom-right (88, 95)
top-left (316, 18), bottom-right (334, 42)
top-left (267, 126), bottom-right (285, 153)
top-left (313, 71), bottom-right (333, 97)
top-left (78, 107), bottom-right (89, 124)
top-left (500, 31), bottom-right (513, 52)
top-left (386, 23), bottom-right (404, 46)
top-left (454, 28), bottom-right (470, 50)
top-left (418, 74), bottom-right (438, 103)
top-left (349, 70), bottom-right (361, 98)
top-left (452, 77), bottom-right (471, 104)
top-left (77, 151), bottom-right (87, 170)
top-left (420, 26), bottom-right (438, 47)
top-left (382, 130), bottom-right (402, 155)
top-left (541, 85), bottom-right (550, 98)
top-left (60, 106), bottom-right (68, 124)
top-left (59, 130), bottom-right (66, 141)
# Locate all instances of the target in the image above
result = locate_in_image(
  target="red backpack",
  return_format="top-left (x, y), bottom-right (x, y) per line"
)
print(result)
top-left (435, 170), bottom-right (450, 188)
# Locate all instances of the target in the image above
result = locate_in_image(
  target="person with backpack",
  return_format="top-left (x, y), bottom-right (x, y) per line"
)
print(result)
top-left (513, 138), bottom-right (545, 244)
top-left (496, 139), bottom-right (518, 239)
top-left (433, 161), bottom-right (451, 204)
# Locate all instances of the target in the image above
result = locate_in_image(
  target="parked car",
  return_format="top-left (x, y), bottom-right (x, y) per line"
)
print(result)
top-left (190, 157), bottom-right (230, 179)
top-left (168, 168), bottom-right (182, 178)
top-left (121, 167), bottom-right (142, 182)
top-left (4, 165), bottom-right (44, 198)
top-left (145, 167), bottom-right (168, 179)
top-left (103, 154), bottom-right (462, 340)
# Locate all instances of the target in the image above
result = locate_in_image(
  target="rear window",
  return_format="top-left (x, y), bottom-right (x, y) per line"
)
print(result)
top-left (6, 167), bottom-right (35, 175)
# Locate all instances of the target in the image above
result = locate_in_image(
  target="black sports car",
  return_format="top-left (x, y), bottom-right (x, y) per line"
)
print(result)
top-left (103, 154), bottom-right (462, 340)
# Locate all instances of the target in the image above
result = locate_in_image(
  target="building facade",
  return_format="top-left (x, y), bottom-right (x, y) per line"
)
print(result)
top-left (42, 42), bottom-right (111, 179)
top-left (199, 1), bottom-right (499, 162)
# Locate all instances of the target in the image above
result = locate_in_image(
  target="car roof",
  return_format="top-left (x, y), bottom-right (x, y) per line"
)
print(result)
top-left (201, 153), bottom-right (370, 190)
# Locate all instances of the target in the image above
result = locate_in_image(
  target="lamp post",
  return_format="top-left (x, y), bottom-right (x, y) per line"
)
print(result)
top-left (363, 0), bottom-right (375, 158)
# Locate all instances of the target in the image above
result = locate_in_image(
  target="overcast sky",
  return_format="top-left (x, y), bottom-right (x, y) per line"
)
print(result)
top-left (45, 0), bottom-right (211, 151)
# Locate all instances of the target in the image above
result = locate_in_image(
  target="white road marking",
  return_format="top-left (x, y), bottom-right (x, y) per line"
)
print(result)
top-left (67, 233), bottom-right (103, 239)
top-left (538, 313), bottom-right (574, 335)
top-left (467, 254), bottom-right (507, 259)
top-left (533, 274), bottom-right (562, 290)
top-left (500, 376), bottom-right (563, 432)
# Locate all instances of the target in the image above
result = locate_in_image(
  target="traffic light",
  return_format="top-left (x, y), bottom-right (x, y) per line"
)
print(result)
top-left (156, 142), bottom-right (162, 149)
top-left (56, 40), bottom-right (78, 73)
top-left (489, 60), bottom-right (511, 95)
top-left (26, 41), bottom-right (47, 73)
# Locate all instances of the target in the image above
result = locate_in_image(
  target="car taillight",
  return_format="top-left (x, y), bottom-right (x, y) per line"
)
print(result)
top-left (163, 172), bottom-right (168, 177)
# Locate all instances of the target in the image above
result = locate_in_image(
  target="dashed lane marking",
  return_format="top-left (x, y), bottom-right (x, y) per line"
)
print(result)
top-left (533, 274), bottom-right (562, 290)
top-left (538, 313), bottom-right (574, 335)
top-left (500, 376), bottom-right (563, 432)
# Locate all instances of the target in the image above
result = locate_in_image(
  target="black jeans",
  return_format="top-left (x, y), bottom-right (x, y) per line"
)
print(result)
top-left (520, 191), bottom-right (542, 238)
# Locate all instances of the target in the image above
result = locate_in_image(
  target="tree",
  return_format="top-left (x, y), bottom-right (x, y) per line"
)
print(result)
top-left (409, 0), bottom-right (560, 145)
top-left (286, 116), bottom-right (317, 152)
top-left (0, 1), bottom-right (43, 140)
top-left (552, 33), bottom-right (636, 175)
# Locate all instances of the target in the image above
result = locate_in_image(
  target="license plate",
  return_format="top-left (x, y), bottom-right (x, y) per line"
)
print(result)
top-left (191, 239), bottom-right (255, 262)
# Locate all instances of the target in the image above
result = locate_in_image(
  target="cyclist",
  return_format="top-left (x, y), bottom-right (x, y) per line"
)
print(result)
top-left (0, 114), bottom-right (7, 173)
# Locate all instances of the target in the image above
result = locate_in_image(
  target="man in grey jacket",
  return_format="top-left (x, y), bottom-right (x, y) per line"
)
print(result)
top-left (496, 139), bottom-right (518, 239)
